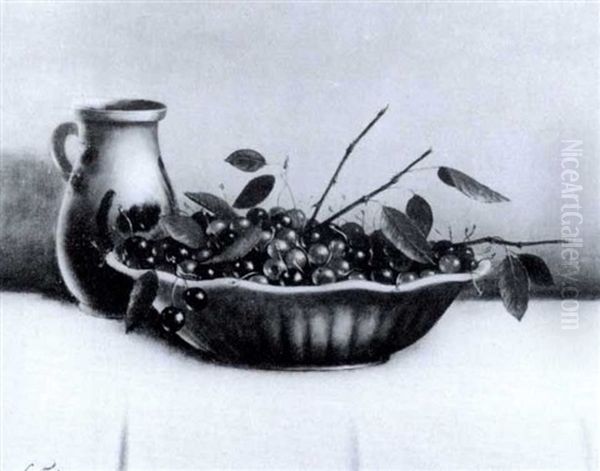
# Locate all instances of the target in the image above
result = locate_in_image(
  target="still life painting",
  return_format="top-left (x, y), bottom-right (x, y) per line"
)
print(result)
top-left (1, 1), bottom-right (598, 470)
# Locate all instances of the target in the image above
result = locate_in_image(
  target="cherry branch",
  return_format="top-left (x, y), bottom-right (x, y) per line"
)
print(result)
top-left (458, 237), bottom-right (566, 249)
top-left (307, 105), bottom-right (389, 227)
top-left (321, 148), bottom-right (433, 225)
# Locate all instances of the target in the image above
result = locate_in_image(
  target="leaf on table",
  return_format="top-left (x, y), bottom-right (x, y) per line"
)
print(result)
top-left (225, 149), bottom-right (267, 172)
top-left (438, 167), bottom-right (510, 203)
top-left (406, 194), bottom-right (433, 238)
top-left (499, 255), bottom-right (530, 321)
top-left (381, 206), bottom-right (434, 264)
top-left (206, 225), bottom-right (263, 264)
top-left (184, 192), bottom-right (237, 219)
top-left (126, 271), bottom-right (158, 333)
top-left (518, 253), bottom-right (554, 286)
top-left (233, 175), bottom-right (275, 209)
top-left (161, 214), bottom-right (205, 249)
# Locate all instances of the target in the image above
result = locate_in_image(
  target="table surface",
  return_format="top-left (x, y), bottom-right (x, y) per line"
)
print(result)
top-left (2, 292), bottom-right (598, 471)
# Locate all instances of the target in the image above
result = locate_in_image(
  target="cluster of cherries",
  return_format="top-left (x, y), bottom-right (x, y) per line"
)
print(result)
top-left (117, 206), bottom-right (479, 288)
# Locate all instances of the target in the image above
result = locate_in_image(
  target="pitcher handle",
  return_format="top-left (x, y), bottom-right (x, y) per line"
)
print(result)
top-left (51, 122), bottom-right (79, 181)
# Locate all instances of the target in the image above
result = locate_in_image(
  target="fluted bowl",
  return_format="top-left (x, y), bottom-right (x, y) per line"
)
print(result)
top-left (106, 254), bottom-right (490, 370)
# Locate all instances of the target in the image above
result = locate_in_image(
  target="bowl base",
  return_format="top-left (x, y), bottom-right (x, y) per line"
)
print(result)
top-left (218, 357), bottom-right (391, 372)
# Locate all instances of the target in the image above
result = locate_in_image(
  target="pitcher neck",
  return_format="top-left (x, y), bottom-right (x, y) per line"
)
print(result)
top-left (81, 120), bottom-right (160, 148)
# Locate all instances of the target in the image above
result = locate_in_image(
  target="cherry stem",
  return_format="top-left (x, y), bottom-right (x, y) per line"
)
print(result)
top-left (457, 237), bottom-right (566, 249)
top-left (320, 148), bottom-right (433, 226)
top-left (307, 105), bottom-right (389, 227)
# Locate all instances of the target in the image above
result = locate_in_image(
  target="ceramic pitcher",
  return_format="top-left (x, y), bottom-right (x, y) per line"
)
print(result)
top-left (51, 99), bottom-right (176, 317)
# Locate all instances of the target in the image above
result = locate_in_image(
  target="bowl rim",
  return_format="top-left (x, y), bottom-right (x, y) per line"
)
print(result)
top-left (105, 253), bottom-right (491, 294)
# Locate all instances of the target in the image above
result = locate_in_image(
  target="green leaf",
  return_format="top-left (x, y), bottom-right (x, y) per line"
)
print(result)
top-left (161, 214), bottom-right (206, 249)
top-left (406, 194), bottom-right (433, 238)
top-left (126, 271), bottom-right (158, 333)
top-left (518, 254), bottom-right (554, 286)
top-left (381, 206), bottom-right (434, 264)
top-left (233, 175), bottom-right (275, 209)
top-left (499, 255), bottom-right (529, 321)
top-left (438, 167), bottom-right (510, 203)
top-left (225, 149), bottom-right (267, 172)
top-left (206, 225), bottom-right (263, 264)
top-left (184, 192), bottom-right (237, 219)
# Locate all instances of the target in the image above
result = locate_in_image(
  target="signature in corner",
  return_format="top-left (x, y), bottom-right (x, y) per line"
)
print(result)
top-left (24, 461), bottom-right (60, 471)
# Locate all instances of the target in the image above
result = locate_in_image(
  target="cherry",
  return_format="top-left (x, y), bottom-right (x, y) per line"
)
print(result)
top-left (467, 259), bottom-right (479, 271)
top-left (120, 236), bottom-right (153, 268)
top-left (438, 254), bottom-right (461, 274)
top-left (183, 288), bottom-right (208, 311)
top-left (341, 222), bottom-right (364, 239)
top-left (196, 266), bottom-right (217, 280)
top-left (216, 263), bottom-right (235, 278)
top-left (388, 255), bottom-right (412, 272)
top-left (205, 237), bottom-right (222, 252)
top-left (247, 207), bottom-right (269, 225)
top-left (303, 227), bottom-right (324, 245)
top-left (281, 269), bottom-right (305, 286)
top-left (117, 204), bottom-right (161, 233)
top-left (348, 248), bottom-right (369, 267)
top-left (276, 228), bottom-right (298, 245)
top-left (396, 272), bottom-right (418, 284)
top-left (311, 267), bottom-right (336, 285)
top-left (420, 269), bottom-right (438, 278)
top-left (269, 206), bottom-right (286, 217)
top-left (219, 229), bottom-right (237, 246)
top-left (257, 228), bottom-right (274, 249)
top-left (347, 272), bottom-right (367, 281)
top-left (177, 259), bottom-right (198, 278)
top-left (303, 224), bottom-right (344, 246)
top-left (284, 248), bottom-right (308, 270)
top-left (328, 257), bottom-right (351, 278)
top-left (341, 223), bottom-right (368, 249)
top-left (160, 306), bottom-right (185, 333)
top-left (246, 247), bottom-right (269, 267)
top-left (230, 217), bottom-right (252, 232)
top-left (232, 260), bottom-right (255, 277)
top-left (191, 211), bottom-right (212, 231)
top-left (368, 231), bottom-right (390, 266)
top-left (371, 268), bottom-right (395, 284)
top-left (308, 244), bottom-right (330, 265)
top-left (328, 239), bottom-right (347, 256)
top-left (286, 209), bottom-right (306, 230)
top-left (207, 219), bottom-right (228, 237)
top-left (141, 256), bottom-right (156, 269)
top-left (249, 274), bottom-right (269, 284)
top-left (461, 247), bottom-right (475, 259)
top-left (194, 248), bottom-right (213, 262)
top-left (151, 238), bottom-right (172, 259)
top-left (454, 246), bottom-right (475, 270)
top-left (263, 258), bottom-right (287, 281)
top-left (369, 231), bottom-right (409, 269)
top-left (267, 239), bottom-right (291, 258)
top-left (165, 243), bottom-right (191, 265)
top-left (272, 212), bottom-right (293, 229)
top-left (432, 240), bottom-right (453, 258)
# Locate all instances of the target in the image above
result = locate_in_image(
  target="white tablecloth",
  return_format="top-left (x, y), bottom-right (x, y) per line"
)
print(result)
top-left (2, 292), bottom-right (598, 470)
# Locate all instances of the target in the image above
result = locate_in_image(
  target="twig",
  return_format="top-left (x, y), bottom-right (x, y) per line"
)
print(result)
top-left (458, 237), bottom-right (565, 249)
top-left (321, 148), bottom-right (433, 225)
top-left (307, 105), bottom-right (389, 227)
